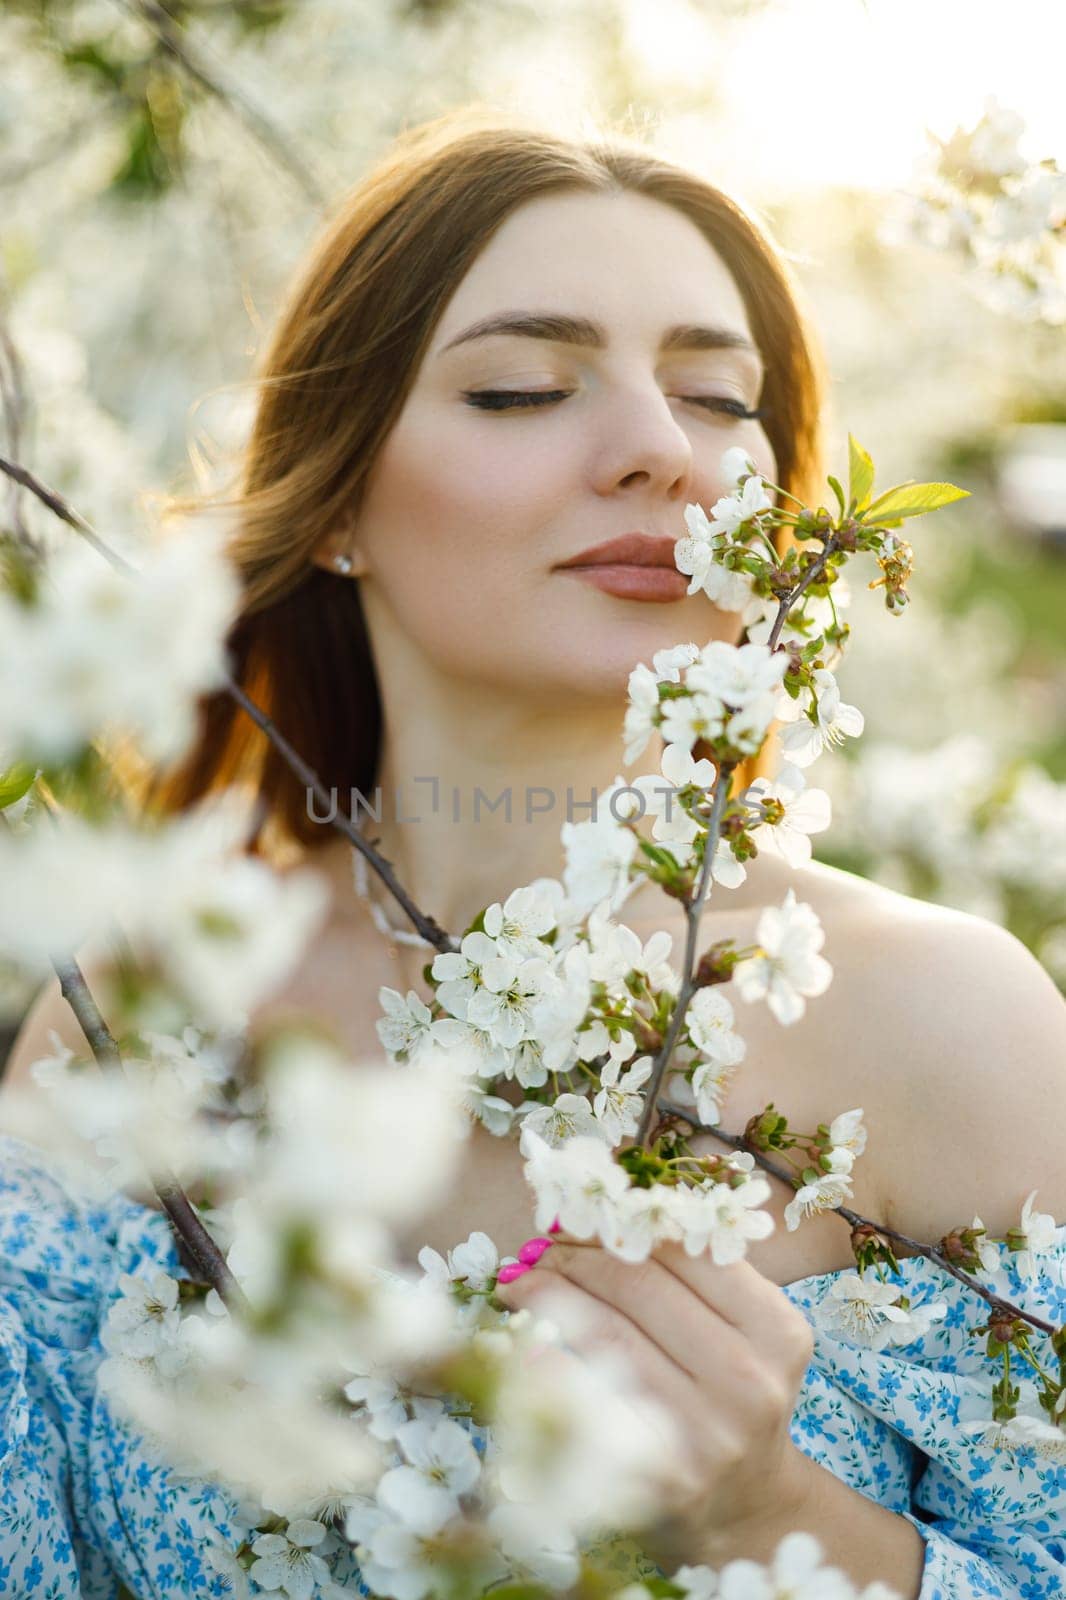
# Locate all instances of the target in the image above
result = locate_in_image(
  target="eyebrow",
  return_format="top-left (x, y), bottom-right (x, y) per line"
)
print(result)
top-left (437, 310), bottom-right (762, 364)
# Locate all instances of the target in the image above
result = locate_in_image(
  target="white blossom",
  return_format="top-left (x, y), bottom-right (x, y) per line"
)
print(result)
top-left (961, 1410), bottom-right (1066, 1462)
top-left (100, 1269), bottom-right (187, 1378)
top-left (0, 518), bottom-right (240, 767)
top-left (517, 1092), bottom-right (605, 1149)
top-left (464, 1081), bottom-right (516, 1136)
top-left (487, 1330), bottom-right (677, 1532)
top-left (603, 1184), bottom-right (688, 1262)
top-left (776, 669), bottom-right (864, 768)
top-left (690, 639), bottom-right (788, 708)
top-left (967, 1215), bottom-right (1002, 1275)
top-left (827, 1108), bottom-right (867, 1162)
top-left (1009, 1189), bottom-right (1059, 1281)
top-left (743, 763), bottom-right (832, 867)
top-left (733, 889), bottom-right (833, 1025)
top-left (375, 987), bottom-right (446, 1061)
top-left (652, 642), bottom-right (701, 680)
top-left (593, 1052), bottom-right (652, 1145)
top-left (623, 661), bottom-right (662, 764)
top-left (485, 1500), bottom-right (579, 1589)
top-left (716, 1529), bottom-right (889, 1599)
top-left (669, 1057), bottom-right (740, 1127)
top-left (814, 1275), bottom-right (948, 1350)
top-left (673, 1177), bottom-right (775, 1265)
top-left (674, 501), bottom-right (759, 612)
top-left (686, 987), bottom-right (747, 1067)
top-left (719, 446), bottom-right (758, 488)
top-left (482, 883), bottom-right (558, 958)
top-left (376, 1416), bottom-right (481, 1535)
top-left (249, 1519), bottom-right (332, 1600)
top-left (783, 1173), bottom-right (853, 1232)
top-left (466, 954), bottom-right (555, 1050)
top-left (559, 789), bottom-right (639, 915)
top-left (344, 1506), bottom-right (441, 1600)
top-left (430, 929), bottom-right (508, 1019)
top-left (447, 1230), bottom-right (501, 1291)
top-left (343, 1371), bottom-right (410, 1441)
top-left (521, 1130), bottom-right (631, 1241)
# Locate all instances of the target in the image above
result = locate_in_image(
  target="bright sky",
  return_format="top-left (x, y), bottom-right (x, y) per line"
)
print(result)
top-left (624, 0), bottom-right (1066, 195)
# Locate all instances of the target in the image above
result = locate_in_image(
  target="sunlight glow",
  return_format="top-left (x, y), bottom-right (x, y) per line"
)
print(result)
top-left (626, 0), bottom-right (1066, 195)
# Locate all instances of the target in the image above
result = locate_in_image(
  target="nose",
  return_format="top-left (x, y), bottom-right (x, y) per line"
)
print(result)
top-left (588, 382), bottom-right (695, 504)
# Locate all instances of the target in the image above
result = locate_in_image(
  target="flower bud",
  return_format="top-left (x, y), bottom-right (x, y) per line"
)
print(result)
top-left (939, 1226), bottom-right (984, 1274)
top-left (745, 1105), bottom-right (789, 1150)
top-left (694, 940), bottom-right (737, 987)
top-left (989, 1309), bottom-right (1022, 1348)
top-left (631, 1013), bottom-right (663, 1051)
top-left (849, 1222), bottom-right (901, 1275)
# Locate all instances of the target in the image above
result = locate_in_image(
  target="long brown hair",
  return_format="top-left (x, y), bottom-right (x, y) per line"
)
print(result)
top-left (141, 105), bottom-right (827, 861)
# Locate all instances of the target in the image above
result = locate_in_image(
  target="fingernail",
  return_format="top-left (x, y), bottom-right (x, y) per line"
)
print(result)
top-left (496, 1261), bottom-right (531, 1285)
top-left (518, 1236), bottom-right (554, 1266)
top-left (548, 1217), bottom-right (562, 1234)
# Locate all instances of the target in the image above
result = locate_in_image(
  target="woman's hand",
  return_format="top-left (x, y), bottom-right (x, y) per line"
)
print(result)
top-left (495, 1237), bottom-right (816, 1565)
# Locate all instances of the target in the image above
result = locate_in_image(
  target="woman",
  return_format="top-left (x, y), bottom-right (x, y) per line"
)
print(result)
top-left (4, 106), bottom-right (1066, 1599)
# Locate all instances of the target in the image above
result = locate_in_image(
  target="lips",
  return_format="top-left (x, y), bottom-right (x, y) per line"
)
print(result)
top-left (555, 532), bottom-right (680, 570)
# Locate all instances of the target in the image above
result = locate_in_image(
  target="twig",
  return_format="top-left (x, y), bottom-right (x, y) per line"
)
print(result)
top-left (110, 0), bottom-right (327, 209)
top-left (0, 451), bottom-right (457, 953)
top-left (52, 950), bottom-right (247, 1309)
top-left (634, 523), bottom-right (844, 1149)
top-left (766, 533), bottom-right (840, 653)
top-left (659, 1099), bottom-right (1058, 1340)
top-left (0, 452), bottom-right (138, 575)
top-left (224, 673), bottom-right (455, 951)
top-left (634, 764), bottom-right (736, 1147)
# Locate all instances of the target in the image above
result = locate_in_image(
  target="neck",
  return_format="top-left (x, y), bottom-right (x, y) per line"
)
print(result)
top-left (304, 680), bottom-right (792, 945)
top-left (344, 691), bottom-right (649, 937)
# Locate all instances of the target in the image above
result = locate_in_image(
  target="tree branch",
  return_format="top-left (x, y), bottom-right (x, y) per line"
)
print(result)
top-left (0, 450), bottom-right (458, 953)
top-left (634, 763), bottom-right (736, 1147)
top-left (52, 949), bottom-right (247, 1309)
top-left (111, 0), bottom-right (328, 208)
top-left (659, 1098), bottom-right (1057, 1339)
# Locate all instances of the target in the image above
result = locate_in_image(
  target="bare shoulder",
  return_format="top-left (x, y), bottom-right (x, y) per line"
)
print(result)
top-left (796, 861), bottom-right (1066, 1242)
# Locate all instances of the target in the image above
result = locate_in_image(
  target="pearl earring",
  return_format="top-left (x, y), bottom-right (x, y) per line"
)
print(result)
top-left (334, 552), bottom-right (354, 575)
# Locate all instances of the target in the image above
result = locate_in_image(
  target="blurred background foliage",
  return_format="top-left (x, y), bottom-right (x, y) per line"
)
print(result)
top-left (1, 0), bottom-right (1063, 1020)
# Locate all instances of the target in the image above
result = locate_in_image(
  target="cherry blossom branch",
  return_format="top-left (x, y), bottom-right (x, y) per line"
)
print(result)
top-left (0, 451), bottom-right (458, 955)
top-left (50, 947), bottom-right (247, 1308)
top-left (659, 1098), bottom-right (1058, 1340)
top-left (29, 782), bottom-right (246, 1306)
top-left (634, 763), bottom-right (737, 1147)
top-left (111, 0), bottom-right (328, 208)
top-left (765, 532), bottom-right (840, 653)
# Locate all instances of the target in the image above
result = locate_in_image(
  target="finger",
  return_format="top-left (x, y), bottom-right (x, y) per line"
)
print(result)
top-left (498, 1260), bottom-right (701, 1420)
top-left (540, 1242), bottom-right (750, 1388)
top-left (651, 1240), bottom-right (814, 1379)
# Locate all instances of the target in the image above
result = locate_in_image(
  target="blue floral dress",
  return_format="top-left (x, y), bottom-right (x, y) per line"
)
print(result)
top-left (3, 1131), bottom-right (1065, 1599)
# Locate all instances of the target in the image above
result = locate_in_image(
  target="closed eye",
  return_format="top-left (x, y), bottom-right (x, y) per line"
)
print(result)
top-left (462, 388), bottom-right (767, 421)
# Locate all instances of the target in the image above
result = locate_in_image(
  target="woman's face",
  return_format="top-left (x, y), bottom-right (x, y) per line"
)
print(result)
top-left (321, 188), bottom-right (778, 701)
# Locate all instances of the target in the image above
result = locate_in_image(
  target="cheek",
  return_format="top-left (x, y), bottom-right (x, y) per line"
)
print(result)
top-left (364, 412), bottom-right (560, 586)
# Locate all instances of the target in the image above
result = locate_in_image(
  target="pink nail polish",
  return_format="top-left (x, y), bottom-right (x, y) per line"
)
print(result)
top-left (496, 1261), bottom-right (531, 1285)
top-left (518, 1236), bottom-right (553, 1266)
top-left (548, 1217), bottom-right (562, 1234)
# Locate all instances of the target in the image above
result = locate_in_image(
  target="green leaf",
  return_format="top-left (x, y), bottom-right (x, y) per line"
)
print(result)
top-left (0, 763), bottom-right (35, 810)
top-left (847, 433), bottom-right (876, 511)
top-left (826, 474), bottom-right (846, 519)
top-left (864, 480), bottom-right (970, 522)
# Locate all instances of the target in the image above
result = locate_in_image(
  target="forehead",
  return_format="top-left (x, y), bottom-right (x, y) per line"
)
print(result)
top-left (429, 189), bottom-right (755, 352)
